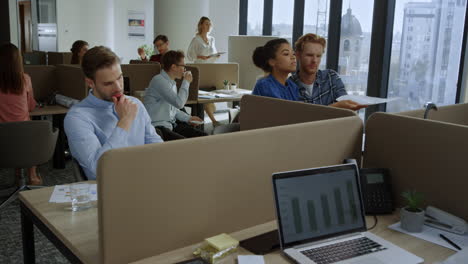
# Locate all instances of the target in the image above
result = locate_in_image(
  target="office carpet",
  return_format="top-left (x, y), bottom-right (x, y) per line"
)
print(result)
top-left (0, 161), bottom-right (75, 264)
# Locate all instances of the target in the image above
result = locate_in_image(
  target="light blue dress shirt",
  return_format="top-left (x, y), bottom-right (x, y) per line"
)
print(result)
top-left (144, 70), bottom-right (190, 130)
top-left (64, 92), bottom-right (163, 180)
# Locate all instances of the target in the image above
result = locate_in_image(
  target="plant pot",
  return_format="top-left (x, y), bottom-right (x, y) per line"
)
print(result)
top-left (400, 207), bottom-right (425, 233)
top-left (224, 85), bottom-right (230, 90)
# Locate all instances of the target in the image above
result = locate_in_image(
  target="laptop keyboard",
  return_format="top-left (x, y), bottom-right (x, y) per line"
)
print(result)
top-left (300, 237), bottom-right (387, 264)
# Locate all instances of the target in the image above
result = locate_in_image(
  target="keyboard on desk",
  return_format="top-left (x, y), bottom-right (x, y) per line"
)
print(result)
top-left (300, 237), bottom-right (387, 264)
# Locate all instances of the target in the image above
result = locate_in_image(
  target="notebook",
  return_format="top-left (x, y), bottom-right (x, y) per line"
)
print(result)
top-left (272, 164), bottom-right (423, 264)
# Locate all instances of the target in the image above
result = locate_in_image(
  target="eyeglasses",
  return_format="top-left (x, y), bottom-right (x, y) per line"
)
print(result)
top-left (176, 64), bottom-right (186, 70)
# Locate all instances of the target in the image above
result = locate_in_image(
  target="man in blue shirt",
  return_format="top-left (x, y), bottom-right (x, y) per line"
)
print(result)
top-left (64, 46), bottom-right (163, 180)
top-left (290, 33), bottom-right (367, 111)
top-left (144, 50), bottom-right (206, 140)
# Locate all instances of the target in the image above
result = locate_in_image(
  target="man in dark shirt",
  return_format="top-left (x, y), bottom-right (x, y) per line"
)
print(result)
top-left (138, 35), bottom-right (170, 63)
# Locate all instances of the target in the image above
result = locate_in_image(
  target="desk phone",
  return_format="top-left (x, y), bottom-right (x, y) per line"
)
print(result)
top-left (360, 168), bottom-right (394, 215)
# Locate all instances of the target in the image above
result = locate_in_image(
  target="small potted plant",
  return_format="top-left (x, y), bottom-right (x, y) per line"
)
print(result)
top-left (400, 190), bottom-right (425, 232)
top-left (223, 80), bottom-right (229, 90)
top-left (230, 82), bottom-right (237, 91)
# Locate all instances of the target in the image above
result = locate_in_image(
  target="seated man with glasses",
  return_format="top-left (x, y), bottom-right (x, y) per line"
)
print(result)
top-left (144, 50), bottom-right (207, 140)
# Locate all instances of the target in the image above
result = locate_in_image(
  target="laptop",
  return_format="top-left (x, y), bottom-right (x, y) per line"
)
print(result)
top-left (272, 164), bottom-right (423, 264)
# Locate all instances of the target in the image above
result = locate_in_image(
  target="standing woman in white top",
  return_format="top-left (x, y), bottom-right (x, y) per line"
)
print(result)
top-left (187, 17), bottom-right (221, 126)
top-left (187, 17), bottom-right (220, 63)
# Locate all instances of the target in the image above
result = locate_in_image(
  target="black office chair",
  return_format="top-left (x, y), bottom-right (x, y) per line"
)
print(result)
top-left (0, 121), bottom-right (58, 210)
top-left (71, 157), bottom-right (88, 181)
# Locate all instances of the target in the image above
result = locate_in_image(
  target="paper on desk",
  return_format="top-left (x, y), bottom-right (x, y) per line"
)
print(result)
top-left (437, 248), bottom-right (468, 264)
top-left (337, 95), bottom-right (401, 105)
top-left (209, 52), bottom-right (226, 57)
top-left (49, 184), bottom-right (98, 203)
top-left (389, 222), bottom-right (468, 251)
top-left (238, 255), bottom-right (265, 264)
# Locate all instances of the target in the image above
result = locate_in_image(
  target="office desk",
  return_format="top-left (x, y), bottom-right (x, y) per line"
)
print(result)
top-left (19, 185), bottom-right (454, 264)
top-left (131, 215), bottom-right (454, 264)
top-left (30, 105), bottom-right (69, 116)
top-left (189, 89), bottom-right (250, 121)
top-left (19, 185), bottom-right (99, 264)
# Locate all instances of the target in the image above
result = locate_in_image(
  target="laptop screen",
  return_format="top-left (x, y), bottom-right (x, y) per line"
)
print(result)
top-left (273, 164), bottom-right (366, 248)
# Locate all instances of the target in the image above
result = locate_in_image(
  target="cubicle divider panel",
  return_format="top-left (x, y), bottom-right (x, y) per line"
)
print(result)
top-left (187, 63), bottom-right (238, 90)
top-left (23, 50), bottom-right (47, 65)
top-left (129, 60), bottom-right (159, 64)
top-left (97, 116), bottom-right (363, 264)
top-left (397, 103), bottom-right (468, 126)
top-left (121, 64), bottom-right (161, 95)
top-left (364, 113), bottom-right (468, 220)
top-left (47, 52), bottom-right (73, 65)
top-left (175, 65), bottom-right (199, 102)
top-left (240, 95), bottom-right (357, 131)
top-left (24, 65), bottom-right (57, 102)
top-left (56, 65), bottom-right (88, 100)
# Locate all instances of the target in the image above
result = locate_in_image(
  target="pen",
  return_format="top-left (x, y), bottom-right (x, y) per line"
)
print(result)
top-left (439, 234), bottom-right (462, 250)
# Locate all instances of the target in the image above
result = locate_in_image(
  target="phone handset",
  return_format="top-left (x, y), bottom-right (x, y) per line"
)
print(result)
top-left (425, 206), bottom-right (468, 235)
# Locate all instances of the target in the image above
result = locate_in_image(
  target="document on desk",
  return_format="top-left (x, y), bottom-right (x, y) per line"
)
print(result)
top-left (389, 222), bottom-right (468, 251)
top-left (337, 95), bottom-right (401, 105)
top-left (237, 255), bottom-right (265, 264)
top-left (49, 184), bottom-right (98, 203)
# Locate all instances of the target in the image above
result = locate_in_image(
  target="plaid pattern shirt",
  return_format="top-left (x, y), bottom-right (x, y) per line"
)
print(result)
top-left (289, 69), bottom-right (347, 105)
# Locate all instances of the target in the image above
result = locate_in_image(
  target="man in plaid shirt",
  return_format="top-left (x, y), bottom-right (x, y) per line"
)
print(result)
top-left (289, 33), bottom-right (367, 111)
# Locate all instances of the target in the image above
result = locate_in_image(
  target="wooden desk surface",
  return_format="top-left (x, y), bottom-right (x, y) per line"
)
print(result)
top-left (132, 215), bottom-right (455, 264)
top-left (19, 185), bottom-right (455, 264)
top-left (30, 105), bottom-right (69, 116)
top-left (19, 184), bottom-right (99, 264)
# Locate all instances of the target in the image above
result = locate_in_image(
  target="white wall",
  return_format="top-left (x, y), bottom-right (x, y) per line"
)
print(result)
top-left (209, 0), bottom-right (239, 63)
top-left (154, 0), bottom-right (209, 55)
top-left (154, 0), bottom-right (239, 62)
top-left (56, 0), bottom-right (81, 52)
top-left (114, 0), bottom-right (154, 63)
top-left (57, 0), bottom-right (153, 63)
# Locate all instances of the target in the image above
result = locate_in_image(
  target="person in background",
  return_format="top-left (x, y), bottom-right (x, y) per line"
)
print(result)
top-left (252, 38), bottom-right (299, 101)
top-left (138, 35), bottom-right (170, 63)
top-left (70, 40), bottom-right (89, 64)
top-left (0, 43), bottom-right (41, 185)
top-left (187, 17), bottom-right (221, 126)
top-left (64, 46), bottom-right (163, 180)
top-left (291, 33), bottom-right (367, 111)
top-left (144, 50), bottom-right (206, 140)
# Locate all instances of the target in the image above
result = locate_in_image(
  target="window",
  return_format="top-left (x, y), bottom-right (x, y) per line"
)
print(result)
top-left (272, 0), bottom-right (294, 38)
top-left (386, 0), bottom-right (467, 112)
top-left (338, 0), bottom-right (374, 97)
top-left (343, 39), bottom-right (350, 51)
top-left (304, 0), bottom-right (330, 69)
top-left (247, 0), bottom-right (264, 35)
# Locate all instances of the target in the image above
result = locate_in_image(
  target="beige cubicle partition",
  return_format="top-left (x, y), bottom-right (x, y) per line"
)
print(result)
top-left (47, 52), bottom-right (73, 65)
top-left (121, 64), bottom-right (161, 94)
top-left (97, 116), bottom-right (363, 264)
top-left (397, 103), bottom-right (468, 126)
top-left (23, 50), bottom-right (47, 65)
top-left (187, 63), bottom-right (238, 90)
top-left (240, 95), bottom-right (357, 131)
top-left (56, 65), bottom-right (88, 100)
top-left (24, 65), bottom-right (57, 101)
top-left (364, 112), bottom-right (468, 220)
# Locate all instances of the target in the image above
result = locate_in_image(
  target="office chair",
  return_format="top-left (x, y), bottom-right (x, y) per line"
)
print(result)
top-left (0, 121), bottom-right (58, 210)
top-left (71, 157), bottom-right (88, 181)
